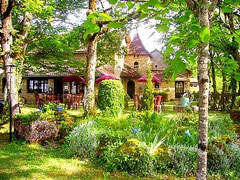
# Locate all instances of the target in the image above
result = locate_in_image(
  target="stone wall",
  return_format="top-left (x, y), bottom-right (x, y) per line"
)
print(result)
top-left (124, 55), bottom-right (152, 76)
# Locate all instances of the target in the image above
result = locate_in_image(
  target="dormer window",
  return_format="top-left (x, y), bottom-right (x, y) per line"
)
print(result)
top-left (134, 62), bottom-right (139, 69)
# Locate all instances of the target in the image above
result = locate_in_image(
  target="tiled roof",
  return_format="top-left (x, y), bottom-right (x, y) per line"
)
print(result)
top-left (150, 49), bottom-right (168, 70)
top-left (121, 63), bottom-right (141, 77)
top-left (129, 34), bottom-right (150, 55)
top-left (97, 65), bottom-right (115, 76)
top-left (97, 63), bottom-right (140, 78)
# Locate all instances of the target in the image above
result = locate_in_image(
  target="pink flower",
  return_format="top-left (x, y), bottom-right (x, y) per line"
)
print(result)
top-left (132, 120), bottom-right (137, 124)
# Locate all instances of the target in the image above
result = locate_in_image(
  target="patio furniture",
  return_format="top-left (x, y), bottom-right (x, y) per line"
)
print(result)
top-left (96, 74), bottom-right (119, 83)
top-left (72, 94), bottom-right (82, 109)
top-left (64, 94), bottom-right (73, 109)
top-left (134, 95), bottom-right (141, 110)
top-left (62, 75), bottom-right (85, 83)
top-left (154, 95), bottom-right (162, 113)
top-left (55, 94), bottom-right (61, 104)
top-left (36, 94), bottom-right (45, 107)
top-left (48, 94), bottom-right (55, 103)
top-left (138, 75), bottom-right (161, 83)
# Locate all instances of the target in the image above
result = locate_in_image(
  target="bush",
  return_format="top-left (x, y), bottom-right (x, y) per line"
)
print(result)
top-left (95, 139), bottom-right (155, 176)
top-left (208, 144), bottom-right (240, 179)
top-left (124, 93), bottom-right (131, 109)
top-left (141, 67), bottom-right (154, 111)
top-left (67, 121), bottom-right (100, 158)
top-left (41, 102), bottom-right (57, 113)
top-left (97, 80), bottom-right (124, 115)
top-left (169, 145), bottom-right (197, 177)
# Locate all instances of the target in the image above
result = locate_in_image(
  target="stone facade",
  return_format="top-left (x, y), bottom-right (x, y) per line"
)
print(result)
top-left (0, 34), bottom-right (193, 103)
top-left (124, 55), bottom-right (152, 76)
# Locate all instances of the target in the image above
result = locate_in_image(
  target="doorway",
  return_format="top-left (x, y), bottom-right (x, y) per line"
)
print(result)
top-left (127, 80), bottom-right (135, 99)
top-left (54, 78), bottom-right (63, 95)
top-left (175, 81), bottom-right (184, 98)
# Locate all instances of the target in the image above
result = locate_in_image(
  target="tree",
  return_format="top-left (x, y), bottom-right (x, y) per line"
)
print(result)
top-left (0, 0), bottom-right (19, 116)
top-left (141, 67), bottom-right (154, 111)
top-left (82, 0), bottom-right (139, 115)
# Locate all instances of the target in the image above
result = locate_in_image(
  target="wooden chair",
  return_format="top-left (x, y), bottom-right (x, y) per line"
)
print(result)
top-left (36, 94), bottom-right (45, 108)
top-left (154, 95), bottom-right (162, 113)
top-left (64, 94), bottom-right (73, 109)
top-left (55, 94), bottom-right (61, 104)
top-left (133, 95), bottom-right (141, 110)
top-left (72, 94), bottom-right (81, 109)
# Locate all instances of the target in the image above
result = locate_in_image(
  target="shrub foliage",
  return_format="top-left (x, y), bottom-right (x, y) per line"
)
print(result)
top-left (97, 80), bottom-right (124, 115)
top-left (141, 67), bottom-right (154, 111)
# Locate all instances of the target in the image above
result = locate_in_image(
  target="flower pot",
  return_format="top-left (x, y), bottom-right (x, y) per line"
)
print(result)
top-left (57, 106), bottom-right (63, 112)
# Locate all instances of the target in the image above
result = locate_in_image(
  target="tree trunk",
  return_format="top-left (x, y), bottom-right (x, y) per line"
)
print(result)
top-left (220, 71), bottom-right (226, 111)
top-left (196, 1), bottom-right (210, 179)
top-left (227, 13), bottom-right (240, 95)
top-left (0, 0), bottom-right (19, 117)
top-left (84, 0), bottom-right (98, 115)
top-left (210, 51), bottom-right (217, 110)
top-left (230, 75), bottom-right (237, 109)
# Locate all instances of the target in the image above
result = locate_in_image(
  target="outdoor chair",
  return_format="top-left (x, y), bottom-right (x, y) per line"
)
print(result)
top-left (133, 95), bottom-right (141, 110)
top-left (54, 94), bottom-right (61, 104)
top-left (64, 94), bottom-right (73, 109)
top-left (36, 94), bottom-right (45, 108)
top-left (46, 94), bottom-right (55, 103)
top-left (72, 94), bottom-right (81, 109)
top-left (154, 95), bottom-right (162, 113)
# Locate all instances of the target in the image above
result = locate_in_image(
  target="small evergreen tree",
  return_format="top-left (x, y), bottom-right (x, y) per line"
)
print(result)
top-left (141, 67), bottom-right (154, 111)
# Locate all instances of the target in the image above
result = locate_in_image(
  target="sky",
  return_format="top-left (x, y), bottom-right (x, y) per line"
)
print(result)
top-left (130, 24), bottom-right (164, 52)
top-left (67, 11), bottom-right (164, 53)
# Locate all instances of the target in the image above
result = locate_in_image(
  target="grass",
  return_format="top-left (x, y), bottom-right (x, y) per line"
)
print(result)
top-left (0, 102), bottom-right (229, 180)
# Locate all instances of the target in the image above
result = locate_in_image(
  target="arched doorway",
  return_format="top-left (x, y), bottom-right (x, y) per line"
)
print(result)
top-left (127, 80), bottom-right (135, 99)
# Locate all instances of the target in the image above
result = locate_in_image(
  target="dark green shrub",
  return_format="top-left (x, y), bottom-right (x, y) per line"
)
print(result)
top-left (141, 67), bottom-right (154, 111)
top-left (97, 80), bottom-right (124, 115)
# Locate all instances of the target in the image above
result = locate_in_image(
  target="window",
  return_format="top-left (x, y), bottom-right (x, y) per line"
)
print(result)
top-left (134, 62), bottom-right (139, 68)
top-left (155, 83), bottom-right (160, 89)
top-left (155, 65), bottom-right (158, 68)
top-left (28, 79), bottom-right (48, 93)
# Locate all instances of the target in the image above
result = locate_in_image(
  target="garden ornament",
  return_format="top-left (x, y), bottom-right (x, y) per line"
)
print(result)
top-left (180, 93), bottom-right (190, 107)
top-left (184, 130), bottom-right (192, 138)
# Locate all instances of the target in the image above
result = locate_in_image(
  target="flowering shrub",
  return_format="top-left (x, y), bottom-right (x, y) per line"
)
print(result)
top-left (95, 139), bottom-right (155, 176)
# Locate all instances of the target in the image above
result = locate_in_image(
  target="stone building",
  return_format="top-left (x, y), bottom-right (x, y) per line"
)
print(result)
top-left (0, 34), bottom-right (192, 103)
